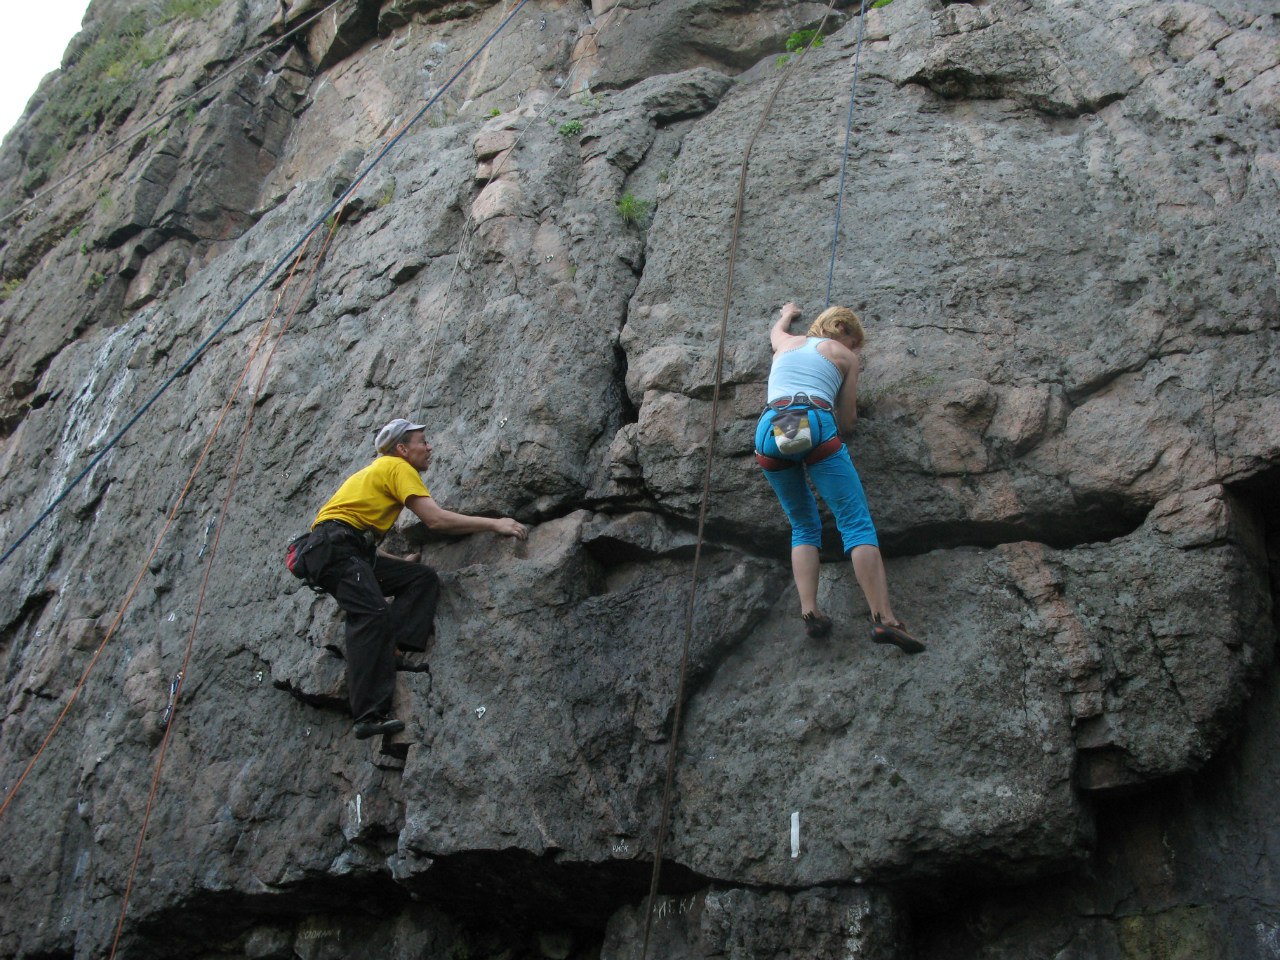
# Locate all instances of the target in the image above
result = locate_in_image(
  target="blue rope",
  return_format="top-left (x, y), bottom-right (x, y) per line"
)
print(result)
top-left (0, 0), bottom-right (531, 570)
top-left (824, 0), bottom-right (870, 308)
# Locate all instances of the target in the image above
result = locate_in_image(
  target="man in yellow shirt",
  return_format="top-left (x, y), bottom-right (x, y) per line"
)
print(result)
top-left (300, 418), bottom-right (527, 739)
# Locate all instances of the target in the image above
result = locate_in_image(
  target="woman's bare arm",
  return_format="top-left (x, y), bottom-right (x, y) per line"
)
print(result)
top-left (821, 342), bottom-right (860, 435)
top-left (771, 302), bottom-right (807, 353)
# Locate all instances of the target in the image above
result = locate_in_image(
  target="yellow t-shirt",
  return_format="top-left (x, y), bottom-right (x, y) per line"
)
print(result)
top-left (312, 455), bottom-right (431, 534)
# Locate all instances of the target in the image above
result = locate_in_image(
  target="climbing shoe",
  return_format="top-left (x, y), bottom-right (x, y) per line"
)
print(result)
top-left (802, 611), bottom-right (833, 639)
top-left (353, 716), bottom-right (405, 740)
top-left (869, 620), bottom-right (925, 655)
top-left (395, 651), bottom-right (430, 673)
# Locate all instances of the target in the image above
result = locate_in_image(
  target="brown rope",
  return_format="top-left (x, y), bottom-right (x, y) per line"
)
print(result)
top-left (0, 237), bottom-right (315, 824)
top-left (637, 5), bottom-right (842, 955)
top-left (106, 212), bottom-right (342, 959)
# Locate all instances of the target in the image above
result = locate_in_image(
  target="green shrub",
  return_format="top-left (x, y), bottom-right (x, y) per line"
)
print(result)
top-left (616, 191), bottom-right (651, 226)
top-left (786, 29), bottom-right (823, 53)
top-left (1, 277), bottom-right (22, 301)
top-left (558, 119), bottom-right (583, 137)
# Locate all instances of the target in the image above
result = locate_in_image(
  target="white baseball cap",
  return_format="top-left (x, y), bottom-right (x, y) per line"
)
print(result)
top-left (374, 418), bottom-right (426, 455)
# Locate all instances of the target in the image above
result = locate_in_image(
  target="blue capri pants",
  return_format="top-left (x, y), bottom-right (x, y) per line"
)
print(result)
top-left (754, 407), bottom-right (879, 554)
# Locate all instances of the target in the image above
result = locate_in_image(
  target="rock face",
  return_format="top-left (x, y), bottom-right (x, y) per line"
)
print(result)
top-left (0, 1), bottom-right (1277, 958)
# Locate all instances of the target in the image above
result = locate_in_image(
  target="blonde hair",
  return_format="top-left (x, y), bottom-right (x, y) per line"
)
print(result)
top-left (807, 306), bottom-right (865, 348)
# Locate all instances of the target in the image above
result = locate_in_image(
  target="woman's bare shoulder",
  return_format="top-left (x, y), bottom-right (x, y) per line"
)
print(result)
top-left (815, 337), bottom-right (854, 364)
top-left (772, 332), bottom-right (810, 354)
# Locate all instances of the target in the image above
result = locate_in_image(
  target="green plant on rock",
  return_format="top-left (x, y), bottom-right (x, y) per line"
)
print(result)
top-left (558, 119), bottom-right (583, 137)
top-left (488, 107), bottom-right (501, 118)
top-left (777, 28), bottom-right (824, 67)
top-left (871, 0), bottom-right (895, 7)
top-left (19, 1), bottom-right (225, 186)
top-left (1, 277), bottom-right (23, 301)
top-left (158, 0), bottom-right (224, 22)
top-left (87, 271), bottom-right (106, 291)
top-left (616, 191), bottom-right (651, 226)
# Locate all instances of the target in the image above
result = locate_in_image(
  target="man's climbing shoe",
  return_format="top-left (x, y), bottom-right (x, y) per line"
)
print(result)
top-left (395, 651), bottom-right (430, 673)
top-left (869, 619), bottom-right (925, 655)
top-left (353, 716), bottom-right (405, 740)
top-left (802, 611), bottom-right (833, 639)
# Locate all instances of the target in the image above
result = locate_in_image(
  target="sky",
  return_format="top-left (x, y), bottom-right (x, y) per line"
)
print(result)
top-left (0, 0), bottom-right (94, 141)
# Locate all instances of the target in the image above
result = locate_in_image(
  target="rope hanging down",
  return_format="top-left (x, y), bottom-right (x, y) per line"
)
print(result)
top-left (106, 216), bottom-right (336, 960)
top-left (825, 0), bottom-right (871, 308)
top-left (0, 233), bottom-right (319, 824)
top-left (0, 0), bottom-right (531, 572)
top-left (638, 2), bottom-right (845, 955)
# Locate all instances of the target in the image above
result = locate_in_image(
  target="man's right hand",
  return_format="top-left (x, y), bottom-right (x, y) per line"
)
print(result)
top-left (494, 517), bottom-right (528, 540)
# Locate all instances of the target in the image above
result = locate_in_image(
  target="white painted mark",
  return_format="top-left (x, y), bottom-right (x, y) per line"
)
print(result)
top-left (475, 706), bottom-right (486, 719)
top-left (1256, 921), bottom-right (1280, 958)
top-left (791, 811), bottom-right (800, 859)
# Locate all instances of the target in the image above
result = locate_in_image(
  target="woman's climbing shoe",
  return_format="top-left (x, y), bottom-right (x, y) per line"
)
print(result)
top-left (802, 611), bottom-right (833, 639)
top-left (869, 619), bottom-right (925, 654)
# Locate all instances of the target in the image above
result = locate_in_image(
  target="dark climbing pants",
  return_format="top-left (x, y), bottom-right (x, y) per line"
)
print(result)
top-left (314, 531), bottom-right (439, 723)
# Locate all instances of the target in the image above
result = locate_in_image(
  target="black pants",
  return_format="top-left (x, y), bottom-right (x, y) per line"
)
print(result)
top-left (314, 533), bottom-right (439, 722)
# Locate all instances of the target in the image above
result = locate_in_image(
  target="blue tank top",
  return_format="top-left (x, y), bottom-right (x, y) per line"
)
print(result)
top-left (767, 338), bottom-right (843, 405)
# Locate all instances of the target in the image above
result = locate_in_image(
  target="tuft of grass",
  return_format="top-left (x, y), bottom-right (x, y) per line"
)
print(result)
top-left (87, 271), bottom-right (106, 291)
top-left (1, 277), bottom-right (23, 301)
top-left (558, 119), bottom-right (583, 137)
top-left (488, 107), bottom-right (501, 118)
top-left (616, 191), bottom-right (651, 226)
top-left (872, 0), bottom-right (894, 7)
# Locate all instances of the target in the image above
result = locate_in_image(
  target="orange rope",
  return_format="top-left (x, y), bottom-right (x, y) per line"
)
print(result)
top-left (106, 213), bottom-right (341, 957)
top-left (0, 239), bottom-right (315, 824)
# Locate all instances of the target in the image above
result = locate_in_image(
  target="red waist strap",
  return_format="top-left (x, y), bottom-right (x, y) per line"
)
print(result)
top-left (755, 435), bottom-right (844, 472)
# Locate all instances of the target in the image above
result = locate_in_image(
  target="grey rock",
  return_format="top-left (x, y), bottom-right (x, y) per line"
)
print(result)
top-left (0, 0), bottom-right (1277, 958)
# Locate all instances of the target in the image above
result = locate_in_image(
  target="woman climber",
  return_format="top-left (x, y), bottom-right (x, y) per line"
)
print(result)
top-left (754, 301), bottom-right (924, 653)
